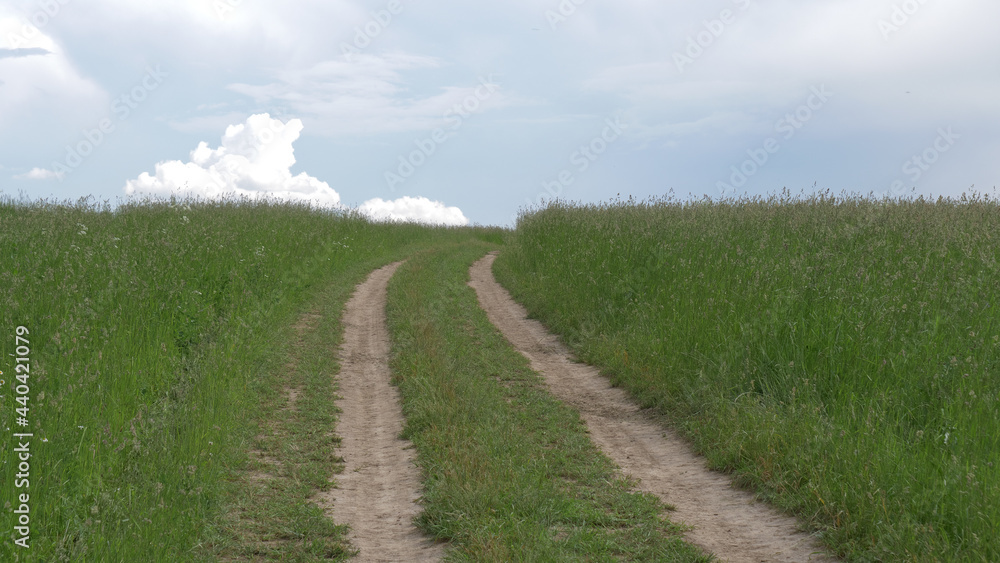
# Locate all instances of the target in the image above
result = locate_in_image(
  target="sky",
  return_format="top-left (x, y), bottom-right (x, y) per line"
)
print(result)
top-left (1, 0), bottom-right (998, 226)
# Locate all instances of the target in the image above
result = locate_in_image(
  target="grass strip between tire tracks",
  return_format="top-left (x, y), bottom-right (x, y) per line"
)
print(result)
top-left (385, 241), bottom-right (712, 562)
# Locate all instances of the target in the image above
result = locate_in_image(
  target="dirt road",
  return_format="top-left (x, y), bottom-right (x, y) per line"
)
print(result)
top-left (469, 252), bottom-right (837, 563)
top-left (319, 261), bottom-right (442, 562)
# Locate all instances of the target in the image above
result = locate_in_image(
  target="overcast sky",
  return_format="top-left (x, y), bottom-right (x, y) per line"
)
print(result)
top-left (2, 0), bottom-right (998, 226)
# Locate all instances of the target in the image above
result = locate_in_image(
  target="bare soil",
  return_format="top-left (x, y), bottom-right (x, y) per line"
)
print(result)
top-left (317, 262), bottom-right (443, 562)
top-left (469, 252), bottom-right (838, 563)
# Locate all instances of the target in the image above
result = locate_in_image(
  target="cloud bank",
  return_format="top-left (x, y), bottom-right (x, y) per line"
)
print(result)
top-left (125, 113), bottom-right (468, 225)
top-left (225, 54), bottom-right (510, 137)
top-left (0, 12), bottom-right (106, 136)
top-left (15, 167), bottom-right (65, 180)
top-left (361, 196), bottom-right (469, 226)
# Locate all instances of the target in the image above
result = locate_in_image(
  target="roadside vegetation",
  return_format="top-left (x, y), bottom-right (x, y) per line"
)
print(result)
top-left (385, 241), bottom-right (711, 561)
top-left (494, 193), bottom-right (1000, 561)
top-left (0, 196), bottom-right (468, 561)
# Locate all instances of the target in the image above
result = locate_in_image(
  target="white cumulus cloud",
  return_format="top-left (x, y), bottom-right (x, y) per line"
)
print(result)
top-left (126, 113), bottom-right (469, 225)
top-left (125, 113), bottom-right (341, 208)
top-left (14, 167), bottom-right (65, 180)
top-left (361, 196), bottom-right (469, 226)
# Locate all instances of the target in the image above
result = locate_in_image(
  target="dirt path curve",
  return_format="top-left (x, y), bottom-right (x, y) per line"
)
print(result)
top-left (469, 252), bottom-right (837, 563)
top-left (318, 261), bottom-right (443, 562)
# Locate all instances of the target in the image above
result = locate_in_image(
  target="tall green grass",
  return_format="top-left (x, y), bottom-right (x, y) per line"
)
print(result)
top-left (0, 196), bottom-right (466, 561)
top-left (495, 194), bottom-right (1000, 561)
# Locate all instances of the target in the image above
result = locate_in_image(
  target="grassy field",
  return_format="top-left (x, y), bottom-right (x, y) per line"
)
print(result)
top-left (1, 197), bottom-right (711, 561)
top-left (7, 193), bottom-right (997, 561)
top-left (385, 242), bottom-right (710, 561)
top-left (0, 197), bottom-right (469, 561)
top-left (494, 194), bottom-right (1000, 561)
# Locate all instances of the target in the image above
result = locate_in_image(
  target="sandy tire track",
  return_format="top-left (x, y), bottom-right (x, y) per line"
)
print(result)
top-left (317, 261), bottom-right (443, 562)
top-left (469, 252), bottom-right (837, 563)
